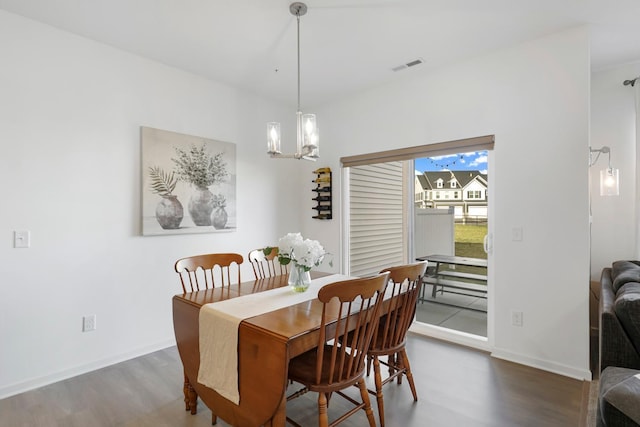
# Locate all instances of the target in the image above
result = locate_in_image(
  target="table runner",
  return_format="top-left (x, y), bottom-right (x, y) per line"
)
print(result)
top-left (198, 274), bottom-right (349, 404)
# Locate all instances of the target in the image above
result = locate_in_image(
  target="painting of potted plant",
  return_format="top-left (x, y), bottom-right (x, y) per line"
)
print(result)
top-left (211, 193), bottom-right (228, 229)
top-left (141, 126), bottom-right (236, 236)
top-left (148, 166), bottom-right (183, 229)
top-left (172, 143), bottom-right (228, 226)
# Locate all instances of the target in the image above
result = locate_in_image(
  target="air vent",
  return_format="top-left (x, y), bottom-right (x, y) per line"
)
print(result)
top-left (392, 58), bottom-right (424, 72)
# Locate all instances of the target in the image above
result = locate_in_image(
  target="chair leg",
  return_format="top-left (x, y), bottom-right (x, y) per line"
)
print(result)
top-left (388, 353), bottom-right (397, 382)
top-left (400, 349), bottom-right (418, 401)
top-left (357, 379), bottom-right (377, 427)
top-left (318, 392), bottom-right (329, 427)
top-left (373, 356), bottom-right (386, 427)
top-left (211, 413), bottom-right (218, 425)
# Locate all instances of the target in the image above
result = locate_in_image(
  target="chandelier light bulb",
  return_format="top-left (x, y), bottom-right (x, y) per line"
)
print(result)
top-left (267, 122), bottom-right (281, 155)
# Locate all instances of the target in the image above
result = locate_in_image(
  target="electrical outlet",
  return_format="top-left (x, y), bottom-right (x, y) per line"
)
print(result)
top-left (511, 310), bottom-right (523, 327)
top-left (83, 315), bottom-right (96, 332)
top-left (14, 230), bottom-right (30, 248)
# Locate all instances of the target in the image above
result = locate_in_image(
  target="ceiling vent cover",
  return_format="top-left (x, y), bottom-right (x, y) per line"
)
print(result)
top-left (392, 58), bottom-right (424, 72)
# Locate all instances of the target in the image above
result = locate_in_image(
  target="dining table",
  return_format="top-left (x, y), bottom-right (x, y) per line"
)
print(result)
top-left (172, 271), bottom-right (352, 427)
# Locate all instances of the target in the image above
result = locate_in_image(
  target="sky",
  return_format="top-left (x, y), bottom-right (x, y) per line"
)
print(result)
top-left (415, 151), bottom-right (488, 174)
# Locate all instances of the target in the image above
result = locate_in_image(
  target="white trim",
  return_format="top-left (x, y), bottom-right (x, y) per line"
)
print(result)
top-left (341, 167), bottom-right (351, 275)
top-left (491, 348), bottom-right (592, 381)
top-left (0, 339), bottom-right (176, 399)
top-left (409, 321), bottom-right (490, 352)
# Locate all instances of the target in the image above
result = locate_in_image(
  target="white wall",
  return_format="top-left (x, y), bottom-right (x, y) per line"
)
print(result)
top-left (0, 10), bottom-right (308, 397)
top-left (0, 9), bottom-right (593, 397)
top-left (590, 61), bottom-right (640, 279)
top-left (308, 27), bottom-right (592, 379)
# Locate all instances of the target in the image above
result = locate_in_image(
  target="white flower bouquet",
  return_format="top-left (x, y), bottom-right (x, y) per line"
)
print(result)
top-left (274, 232), bottom-right (329, 271)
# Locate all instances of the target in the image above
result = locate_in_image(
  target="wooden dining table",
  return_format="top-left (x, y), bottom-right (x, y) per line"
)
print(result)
top-left (173, 271), bottom-right (345, 427)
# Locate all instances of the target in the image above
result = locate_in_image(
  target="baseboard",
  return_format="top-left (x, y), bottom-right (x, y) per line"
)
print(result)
top-left (409, 321), bottom-right (490, 352)
top-left (0, 339), bottom-right (176, 400)
top-left (491, 347), bottom-right (592, 381)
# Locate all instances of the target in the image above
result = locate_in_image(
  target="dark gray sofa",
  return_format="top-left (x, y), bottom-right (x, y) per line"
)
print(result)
top-left (598, 261), bottom-right (640, 426)
top-left (600, 261), bottom-right (640, 372)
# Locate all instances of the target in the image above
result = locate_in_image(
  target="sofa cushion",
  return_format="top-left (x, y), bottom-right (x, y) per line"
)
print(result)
top-left (612, 261), bottom-right (640, 293)
top-left (615, 284), bottom-right (640, 357)
top-left (599, 366), bottom-right (640, 426)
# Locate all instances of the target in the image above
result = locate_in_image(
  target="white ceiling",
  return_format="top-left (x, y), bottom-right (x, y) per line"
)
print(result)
top-left (1, 0), bottom-right (639, 108)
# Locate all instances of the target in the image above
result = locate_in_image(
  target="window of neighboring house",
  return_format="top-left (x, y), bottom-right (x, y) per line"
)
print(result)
top-left (450, 180), bottom-right (456, 188)
top-left (436, 179), bottom-right (443, 188)
top-left (445, 193), bottom-right (450, 199)
top-left (467, 190), bottom-right (482, 199)
top-left (436, 192), bottom-right (441, 199)
top-left (454, 191), bottom-right (459, 199)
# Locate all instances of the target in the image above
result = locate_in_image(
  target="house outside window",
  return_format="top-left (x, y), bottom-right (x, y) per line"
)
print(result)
top-left (436, 179), bottom-right (443, 188)
top-left (450, 180), bottom-right (457, 188)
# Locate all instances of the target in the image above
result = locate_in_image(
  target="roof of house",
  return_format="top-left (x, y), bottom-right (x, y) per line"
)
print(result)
top-left (416, 171), bottom-right (488, 191)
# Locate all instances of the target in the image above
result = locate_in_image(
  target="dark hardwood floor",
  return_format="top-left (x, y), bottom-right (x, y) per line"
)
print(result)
top-left (0, 333), bottom-right (588, 426)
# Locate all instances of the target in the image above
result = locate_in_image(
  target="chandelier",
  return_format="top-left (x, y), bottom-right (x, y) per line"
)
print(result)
top-left (267, 2), bottom-right (319, 161)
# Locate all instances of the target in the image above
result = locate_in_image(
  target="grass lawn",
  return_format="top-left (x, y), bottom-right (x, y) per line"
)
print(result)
top-left (454, 224), bottom-right (487, 260)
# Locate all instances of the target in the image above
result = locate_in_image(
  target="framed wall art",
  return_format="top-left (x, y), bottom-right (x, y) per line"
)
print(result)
top-left (141, 126), bottom-right (236, 236)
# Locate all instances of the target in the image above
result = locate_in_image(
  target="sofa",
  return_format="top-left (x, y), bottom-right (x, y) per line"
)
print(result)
top-left (598, 261), bottom-right (640, 426)
top-left (600, 261), bottom-right (640, 371)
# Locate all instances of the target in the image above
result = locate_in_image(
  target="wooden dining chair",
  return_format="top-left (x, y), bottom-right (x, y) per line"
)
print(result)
top-left (368, 261), bottom-right (427, 427)
top-left (174, 252), bottom-right (243, 293)
top-left (173, 252), bottom-right (243, 425)
top-left (247, 247), bottom-right (289, 279)
top-left (286, 272), bottom-right (390, 427)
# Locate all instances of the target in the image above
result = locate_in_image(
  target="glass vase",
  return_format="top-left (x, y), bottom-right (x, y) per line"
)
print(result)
top-left (288, 264), bottom-right (311, 292)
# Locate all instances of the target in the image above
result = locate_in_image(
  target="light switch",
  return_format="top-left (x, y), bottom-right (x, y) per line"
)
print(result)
top-left (14, 230), bottom-right (30, 248)
top-left (512, 227), bottom-right (523, 242)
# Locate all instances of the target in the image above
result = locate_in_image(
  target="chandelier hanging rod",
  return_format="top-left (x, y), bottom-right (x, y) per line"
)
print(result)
top-left (294, 2), bottom-right (303, 112)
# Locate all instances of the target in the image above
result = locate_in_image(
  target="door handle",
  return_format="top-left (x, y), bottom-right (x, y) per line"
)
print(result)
top-left (483, 233), bottom-right (493, 254)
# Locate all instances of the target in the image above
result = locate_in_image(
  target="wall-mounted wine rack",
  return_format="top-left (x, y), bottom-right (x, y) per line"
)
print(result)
top-left (312, 167), bottom-right (332, 220)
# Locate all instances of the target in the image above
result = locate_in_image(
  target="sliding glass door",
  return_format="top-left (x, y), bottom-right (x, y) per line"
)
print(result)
top-left (341, 136), bottom-right (493, 347)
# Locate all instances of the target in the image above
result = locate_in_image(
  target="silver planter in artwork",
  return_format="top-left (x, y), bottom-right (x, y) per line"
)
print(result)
top-left (211, 207), bottom-right (228, 229)
top-left (155, 195), bottom-right (184, 229)
top-left (188, 187), bottom-right (214, 226)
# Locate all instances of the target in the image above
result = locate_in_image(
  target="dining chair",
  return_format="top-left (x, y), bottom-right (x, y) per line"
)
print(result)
top-left (173, 252), bottom-right (243, 425)
top-left (286, 271), bottom-right (390, 427)
top-left (368, 261), bottom-right (427, 427)
top-left (247, 247), bottom-right (289, 279)
top-left (174, 252), bottom-right (243, 293)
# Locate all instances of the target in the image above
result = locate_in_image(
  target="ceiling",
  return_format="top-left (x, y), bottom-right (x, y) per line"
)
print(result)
top-left (1, 0), bottom-right (639, 108)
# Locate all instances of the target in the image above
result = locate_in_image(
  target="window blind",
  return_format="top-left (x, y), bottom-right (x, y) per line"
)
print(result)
top-left (349, 162), bottom-right (404, 276)
top-left (341, 135), bottom-right (494, 168)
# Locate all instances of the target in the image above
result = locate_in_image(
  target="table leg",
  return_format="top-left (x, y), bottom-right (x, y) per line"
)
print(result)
top-left (265, 394), bottom-right (287, 427)
top-left (187, 377), bottom-right (198, 415)
top-left (183, 371), bottom-right (190, 411)
top-left (431, 262), bottom-right (441, 298)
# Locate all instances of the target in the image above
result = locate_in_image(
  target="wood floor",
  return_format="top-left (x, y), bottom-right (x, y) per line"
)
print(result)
top-left (0, 333), bottom-right (588, 427)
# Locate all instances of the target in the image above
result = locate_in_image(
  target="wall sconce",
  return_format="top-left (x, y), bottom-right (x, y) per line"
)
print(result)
top-left (589, 146), bottom-right (619, 196)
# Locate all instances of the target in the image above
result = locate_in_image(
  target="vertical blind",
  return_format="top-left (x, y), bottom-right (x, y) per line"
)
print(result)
top-left (349, 162), bottom-right (404, 276)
